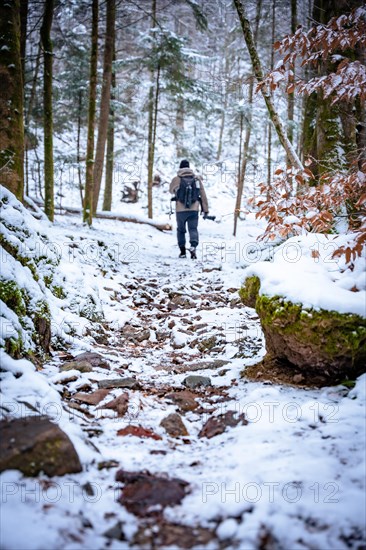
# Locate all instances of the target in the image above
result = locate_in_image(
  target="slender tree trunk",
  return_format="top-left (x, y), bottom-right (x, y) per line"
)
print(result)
top-left (175, 96), bottom-right (185, 158)
top-left (152, 65), bottom-right (160, 163)
top-left (174, 14), bottom-right (184, 158)
top-left (147, 0), bottom-right (157, 219)
top-left (102, 45), bottom-right (116, 211)
top-left (147, 81), bottom-right (155, 219)
top-left (20, 0), bottom-right (28, 88)
top-left (26, 42), bottom-right (41, 125)
top-left (267, 0), bottom-right (276, 187)
top-left (83, 0), bottom-right (98, 225)
top-left (40, 0), bottom-right (54, 221)
top-left (237, 113), bottom-right (244, 185)
top-left (92, 0), bottom-right (115, 213)
top-left (287, 0), bottom-right (297, 161)
top-left (233, 0), bottom-right (262, 236)
top-left (0, 0), bottom-right (24, 201)
top-left (233, 0), bottom-right (303, 171)
top-left (77, 89), bottom-right (84, 207)
top-left (217, 53), bottom-right (229, 161)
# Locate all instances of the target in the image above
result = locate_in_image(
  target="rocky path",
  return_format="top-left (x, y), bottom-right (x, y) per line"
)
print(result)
top-left (2, 216), bottom-right (365, 550)
top-left (43, 257), bottom-right (266, 548)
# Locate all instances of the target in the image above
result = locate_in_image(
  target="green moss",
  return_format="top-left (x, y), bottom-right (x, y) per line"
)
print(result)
top-left (5, 335), bottom-right (23, 358)
top-left (238, 276), bottom-right (260, 308)
top-left (198, 336), bottom-right (217, 352)
top-left (43, 274), bottom-right (53, 287)
top-left (0, 234), bottom-right (39, 280)
top-left (34, 300), bottom-right (51, 321)
top-left (51, 285), bottom-right (66, 299)
top-left (239, 276), bottom-right (366, 374)
top-left (0, 280), bottom-right (26, 316)
top-left (256, 294), bottom-right (366, 368)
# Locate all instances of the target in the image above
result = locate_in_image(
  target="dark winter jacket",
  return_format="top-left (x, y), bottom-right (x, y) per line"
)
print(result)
top-left (170, 168), bottom-right (209, 213)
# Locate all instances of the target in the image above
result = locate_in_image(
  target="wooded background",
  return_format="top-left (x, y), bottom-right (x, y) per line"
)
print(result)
top-left (0, 0), bottom-right (365, 241)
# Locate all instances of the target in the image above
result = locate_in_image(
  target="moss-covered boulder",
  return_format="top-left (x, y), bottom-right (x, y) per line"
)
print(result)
top-left (240, 276), bottom-right (366, 379)
top-left (0, 416), bottom-right (82, 477)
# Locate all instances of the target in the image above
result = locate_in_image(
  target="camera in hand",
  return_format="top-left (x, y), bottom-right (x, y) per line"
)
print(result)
top-left (203, 213), bottom-right (216, 221)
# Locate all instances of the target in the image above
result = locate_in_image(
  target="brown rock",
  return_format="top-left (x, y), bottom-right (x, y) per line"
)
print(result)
top-left (73, 352), bottom-right (110, 370)
top-left (116, 470), bottom-right (189, 516)
top-left (133, 521), bottom-right (215, 548)
top-left (198, 411), bottom-right (248, 439)
top-left (98, 377), bottom-right (140, 390)
top-left (60, 360), bottom-right (93, 373)
top-left (160, 413), bottom-right (188, 438)
top-left (73, 388), bottom-right (110, 405)
top-left (97, 393), bottom-right (129, 417)
top-left (165, 390), bottom-right (198, 412)
top-left (117, 425), bottom-right (162, 440)
top-left (293, 373), bottom-right (305, 384)
top-left (0, 416), bottom-right (82, 476)
top-left (169, 294), bottom-right (196, 309)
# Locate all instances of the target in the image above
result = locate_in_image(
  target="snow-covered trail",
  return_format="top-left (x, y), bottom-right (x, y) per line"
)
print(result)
top-left (1, 213), bottom-right (365, 550)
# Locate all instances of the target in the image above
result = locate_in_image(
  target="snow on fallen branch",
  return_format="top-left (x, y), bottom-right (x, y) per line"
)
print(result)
top-left (28, 197), bottom-right (172, 231)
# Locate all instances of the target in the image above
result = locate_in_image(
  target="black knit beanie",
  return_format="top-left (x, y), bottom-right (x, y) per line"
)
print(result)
top-left (179, 159), bottom-right (190, 169)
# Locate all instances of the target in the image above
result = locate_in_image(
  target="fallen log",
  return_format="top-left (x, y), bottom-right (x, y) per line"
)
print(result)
top-left (28, 197), bottom-right (172, 231)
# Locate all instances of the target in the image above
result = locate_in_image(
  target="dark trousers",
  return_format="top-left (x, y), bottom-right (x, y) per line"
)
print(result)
top-left (176, 211), bottom-right (199, 248)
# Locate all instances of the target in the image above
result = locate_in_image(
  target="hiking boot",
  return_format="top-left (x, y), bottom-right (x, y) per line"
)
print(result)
top-left (189, 247), bottom-right (197, 260)
top-left (179, 246), bottom-right (186, 258)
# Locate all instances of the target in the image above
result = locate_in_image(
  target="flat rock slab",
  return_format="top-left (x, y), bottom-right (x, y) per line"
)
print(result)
top-left (175, 359), bottom-right (230, 373)
top-left (103, 521), bottom-right (125, 541)
top-left (73, 352), bottom-right (110, 369)
top-left (160, 413), bottom-right (188, 437)
top-left (169, 294), bottom-right (197, 309)
top-left (133, 521), bottom-right (215, 549)
top-left (183, 375), bottom-right (212, 389)
top-left (117, 425), bottom-right (162, 440)
top-left (98, 377), bottom-right (140, 390)
top-left (116, 470), bottom-right (189, 516)
top-left (164, 390), bottom-right (198, 412)
top-left (60, 360), bottom-right (93, 373)
top-left (97, 393), bottom-right (129, 417)
top-left (0, 416), bottom-right (82, 476)
top-left (73, 388), bottom-right (111, 405)
top-left (198, 411), bottom-right (248, 439)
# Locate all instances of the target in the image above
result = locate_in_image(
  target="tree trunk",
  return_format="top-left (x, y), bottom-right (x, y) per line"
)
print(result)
top-left (233, 0), bottom-right (262, 237)
top-left (267, 0), bottom-right (276, 187)
top-left (301, 0), bottom-right (361, 177)
top-left (83, 0), bottom-right (98, 225)
top-left (0, 0), bottom-right (24, 202)
top-left (20, 0), bottom-right (28, 86)
top-left (216, 53), bottom-right (230, 161)
top-left (40, 0), bottom-right (54, 221)
top-left (147, 0), bottom-right (157, 219)
top-left (102, 44), bottom-right (116, 211)
top-left (92, 0), bottom-right (115, 213)
top-left (26, 41), bottom-right (41, 126)
top-left (77, 89), bottom-right (84, 208)
top-left (174, 14), bottom-right (185, 158)
top-left (267, 122), bottom-right (272, 186)
top-left (287, 0), bottom-right (297, 159)
top-left (175, 96), bottom-right (185, 158)
top-left (233, 0), bottom-right (303, 171)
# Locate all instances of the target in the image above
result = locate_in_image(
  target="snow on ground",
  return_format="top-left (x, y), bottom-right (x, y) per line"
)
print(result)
top-left (1, 190), bottom-right (365, 549)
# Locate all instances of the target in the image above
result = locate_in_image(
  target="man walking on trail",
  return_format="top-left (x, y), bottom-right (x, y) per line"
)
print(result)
top-left (170, 159), bottom-right (209, 259)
